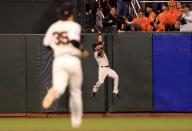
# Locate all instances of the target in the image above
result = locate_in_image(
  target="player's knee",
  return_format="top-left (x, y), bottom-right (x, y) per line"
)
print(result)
top-left (114, 74), bottom-right (119, 80)
top-left (97, 81), bottom-right (103, 86)
top-left (70, 92), bottom-right (82, 106)
top-left (100, 81), bottom-right (104, 85)
top-left (70, 89), bottom-right (82, 98)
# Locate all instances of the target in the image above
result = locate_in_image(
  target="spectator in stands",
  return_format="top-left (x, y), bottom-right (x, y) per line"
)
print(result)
top-left (120, 0), bottom-right (192, 32)
top-left (162, 3), bottom-right (169, 14)
top-left (175, 1), bottom-right (184, 31)
top-left (146, 4), bottom-right (156, 23)
top-left (96, 0), bottom-right (110, 16)
top-left (155, 3), bottom-right (169, 31)
top-left (178, 4), bottom-right (192, 32)
top-left (132, 9), bottom-right (151, 31)
top-left (117, 16), bottom-right (133, 32)
top-left (177, 1), bottom-right (183, 13)
top-left (147, 22), bottom-right (154, 31)
top-left (96, 7), bottom-right (104, 31)
top-left (167, 0), bottom-right (178, 30)
top-left (103, 6), bottom-right (117, 32)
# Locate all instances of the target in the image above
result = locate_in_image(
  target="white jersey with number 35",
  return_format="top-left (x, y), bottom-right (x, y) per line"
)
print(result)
top-left (43, 20), bottom-right (81, 57)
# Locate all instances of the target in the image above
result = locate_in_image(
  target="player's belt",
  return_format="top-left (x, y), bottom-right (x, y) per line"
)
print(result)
top-left (100, 66), bottom-right (109, 68)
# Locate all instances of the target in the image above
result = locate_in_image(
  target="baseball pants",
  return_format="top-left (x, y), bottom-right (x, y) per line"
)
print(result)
top-left (93, 67), bottom-right (119, 94)
top-left (51, 55), bottom-right (83, 128)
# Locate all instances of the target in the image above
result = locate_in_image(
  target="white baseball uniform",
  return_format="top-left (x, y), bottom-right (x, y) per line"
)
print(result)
top-left (93, 51), bottom-right (119, 94)
top-left (43, 20), bottom-right (83, 128)
top-left (180, 11), bottom-right (192, 32)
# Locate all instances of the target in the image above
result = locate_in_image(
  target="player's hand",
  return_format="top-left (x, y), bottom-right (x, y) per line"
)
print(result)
top-left (81, 49), bottom-right (89, 58)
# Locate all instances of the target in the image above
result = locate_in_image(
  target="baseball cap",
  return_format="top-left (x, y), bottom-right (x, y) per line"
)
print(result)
top-left (57, 1), bottom-right (75, 19)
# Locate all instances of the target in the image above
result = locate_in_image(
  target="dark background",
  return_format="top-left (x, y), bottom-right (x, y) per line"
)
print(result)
top-left (0, 0), bottom-right (85, 34)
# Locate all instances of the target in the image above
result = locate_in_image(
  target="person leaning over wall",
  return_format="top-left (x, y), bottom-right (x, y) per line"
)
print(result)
top-left (132, 9), bottom-right (151, 31)
top-left (154, 3), bottom-right (169, 31)
top-left (176, 4), bottom-right (192, 32)
top-left (103, 5), bottom-right (117, 32)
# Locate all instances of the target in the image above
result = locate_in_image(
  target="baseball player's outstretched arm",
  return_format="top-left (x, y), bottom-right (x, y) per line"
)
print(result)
top-left (97, 32), bottom-right (105, 48)
top-left (97, 31), bottom-right (103, 42)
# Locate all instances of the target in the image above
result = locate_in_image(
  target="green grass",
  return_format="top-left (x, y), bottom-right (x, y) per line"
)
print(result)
top-left (0, 117), bottom-right (192, 131)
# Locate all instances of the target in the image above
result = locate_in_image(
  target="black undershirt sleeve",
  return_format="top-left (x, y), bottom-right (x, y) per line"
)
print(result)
top-left (71, 40), bottom-right (85, 51)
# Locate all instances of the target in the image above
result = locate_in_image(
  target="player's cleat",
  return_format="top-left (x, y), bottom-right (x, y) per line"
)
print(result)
top-left (71, 116), bottom-right (82, 128)
top-left (113, 93), bottom-right (119, 98)
top-left (72, 123), bottom-right (81, 128)
top-left (91, 91), bottom-right (96, 97)
top-left (42, 89), bottom-right (57, 109)
top-left (43, 96), bottom-right (52, 109)
top-left (42, 94), bottom-right (55, 109)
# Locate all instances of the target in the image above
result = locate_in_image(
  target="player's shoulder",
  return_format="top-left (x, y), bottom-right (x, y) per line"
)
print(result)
top-left (67, 21), bottom-right (81, 28)
top-left (47, 20), bottom-right (61, 30)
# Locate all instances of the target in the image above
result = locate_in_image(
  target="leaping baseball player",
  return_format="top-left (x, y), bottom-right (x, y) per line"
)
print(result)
top-left (91, 32), bottom-right (119, 97)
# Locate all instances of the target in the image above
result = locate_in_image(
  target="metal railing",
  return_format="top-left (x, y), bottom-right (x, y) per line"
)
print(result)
top-left (129, 0), bottom-right (141, 17)
top-left (129, 0), bottom-right (192, 18)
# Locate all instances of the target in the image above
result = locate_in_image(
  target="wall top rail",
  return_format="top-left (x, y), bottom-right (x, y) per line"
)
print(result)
top-left (0, 32), bottom-right (192, 36)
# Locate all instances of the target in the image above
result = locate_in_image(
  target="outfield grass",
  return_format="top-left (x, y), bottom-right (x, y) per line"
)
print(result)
top-left (0, 117), bottom-right (192, 131)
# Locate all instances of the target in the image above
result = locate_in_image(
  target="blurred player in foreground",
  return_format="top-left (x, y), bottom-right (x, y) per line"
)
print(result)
top-left (42, 1), bottom-right (88, 128)
top-left (91, 32), bottom-right (119, 97)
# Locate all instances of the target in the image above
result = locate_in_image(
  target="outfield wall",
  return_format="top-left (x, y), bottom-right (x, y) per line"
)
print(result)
top-left (0, 33), bottom-right (191, 113)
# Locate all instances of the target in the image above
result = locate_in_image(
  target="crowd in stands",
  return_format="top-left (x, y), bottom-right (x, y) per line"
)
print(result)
top-left (94, 0), bottom-right (192, 32)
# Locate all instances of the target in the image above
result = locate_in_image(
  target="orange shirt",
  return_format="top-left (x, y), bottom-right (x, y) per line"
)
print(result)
top-left (156, 23), bottom-right (165, 32)
top-left (167, 9), bottom-right (179, 23)
top-left (149, 11), bottom-right (156, 22)
top-left (147, 25), bottom-right (153, 31)
top-left (133, 17), bottom-right (151, 31)
top-left (167, 0), bottom-right (178, 24)
top-left (155, 11), bottom-right (168, 32)
top-left (156, 11), bottom-right (169, 24)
